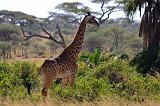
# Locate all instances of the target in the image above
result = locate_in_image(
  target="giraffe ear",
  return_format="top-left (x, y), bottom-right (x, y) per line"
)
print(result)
top-left (87, 12), bottom-right (91, 16)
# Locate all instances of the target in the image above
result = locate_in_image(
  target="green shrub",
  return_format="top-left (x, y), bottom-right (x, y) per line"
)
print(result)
top-left (0, 71), bottom-right (13, 96)
top-left (0, 61), bottom-right (14, 96)
top-left (50, 52), bottom-right (160, 102)
top-left (0, 52), bottom-right (160, 103)
top-left (131, 50), bottom-right (160, 75)
top-left (79, 48), bottom-right (101, 68)
top-left (13, 61), bottom-right (40, 89)
top-left (0, 61), bottom-right (40, 101)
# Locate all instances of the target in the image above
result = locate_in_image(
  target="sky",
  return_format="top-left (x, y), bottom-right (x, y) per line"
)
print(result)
top-left (0, 0), bottom-right (142, 20)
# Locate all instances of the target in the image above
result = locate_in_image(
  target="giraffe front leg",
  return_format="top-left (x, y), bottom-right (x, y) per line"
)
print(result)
top-left (69, 64), bottom-right (78, 87)
top-left (62, 77), bottom-right (68, 88)
top-left (69, 74), bottom-right (76, 87)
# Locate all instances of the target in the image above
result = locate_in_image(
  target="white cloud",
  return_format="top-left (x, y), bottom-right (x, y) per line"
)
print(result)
top-left (0, 0), bottom-right (87, 17)
top-left (0, 0), bottom-right (92, 17)
top-left (0, 0), bottom-right (141, 20)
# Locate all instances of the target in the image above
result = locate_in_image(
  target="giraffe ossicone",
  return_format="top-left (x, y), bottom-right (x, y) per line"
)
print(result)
top-left (40, 12), bottom-right (99, 97)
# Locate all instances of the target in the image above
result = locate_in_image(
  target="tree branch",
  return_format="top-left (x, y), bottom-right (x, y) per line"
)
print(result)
top-left (97, 2), bottom-right (121, 24)
top-left (100, 0), bottom-right (105, 14)
top-left (63, 17), bottom-right (80, 24)
top-left (56, 23), bottom-right (66, 48)
top-left (20, 22), bottom-right (66, 48)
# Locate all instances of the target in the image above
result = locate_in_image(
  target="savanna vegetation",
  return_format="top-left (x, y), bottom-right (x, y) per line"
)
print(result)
top-left (0, 0), bottom-right (160, 106)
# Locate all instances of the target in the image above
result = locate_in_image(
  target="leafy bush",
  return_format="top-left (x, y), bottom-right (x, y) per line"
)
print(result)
top-left (0, 61), bottom-right (40, 101)
top-left (131, 50), bottom-right (160, 75)
top-left (13, 61), bottom-right (40, 89)
top-left (79, 48), bottom-right (101, 68)
top-left (0, 61), bottom-right (14, 96)
top-left (50, 52), bottom-right (160, 102)
top-left (0, 52), bottom-right (160, 103)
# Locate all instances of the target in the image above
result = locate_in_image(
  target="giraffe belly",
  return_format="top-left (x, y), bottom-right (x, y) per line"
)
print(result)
top-left (55, 68), bottom-right (66, 79)
top-left (56, 74), bottom-right (63, 79)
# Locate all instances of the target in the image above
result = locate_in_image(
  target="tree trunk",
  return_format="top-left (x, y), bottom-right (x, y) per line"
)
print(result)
top-left (25, 48), bottom-right (28, 58)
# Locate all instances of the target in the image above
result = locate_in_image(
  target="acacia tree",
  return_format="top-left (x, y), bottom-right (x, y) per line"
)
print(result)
top-left (107, 24), bottom-right (125, 50)
top-left (0, 24), bottom-right (20, 41)
top-left (51, 1), bottom-right (121, 25)
top-left (91, 0), bottom-right (121, 24)
top-left (84, 32), bottom-right (106, 52)
top-left (121, 0), bottom-right (160, 74)
top-left (0, 41), bottom-right (12, 59)
top-left (0, 24), bottom-right (21, 58)
top-left (0, 10), bottom-right (66, 48)
top-left (50, 2), bottom-right (90, 25)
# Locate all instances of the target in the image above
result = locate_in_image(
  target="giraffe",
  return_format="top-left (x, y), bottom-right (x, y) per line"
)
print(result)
top-left (40, 12), bottom-right (99, 97)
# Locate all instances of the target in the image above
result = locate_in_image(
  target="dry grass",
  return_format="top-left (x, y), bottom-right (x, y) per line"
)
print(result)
top-left (1, 98), bottom-right (160, 106)
top-left (8, 57), bottom-right (47, 67)
top-left (9, 53), bottom-right (61, 67)
top-left (1, 101), bottom-right (160, 106)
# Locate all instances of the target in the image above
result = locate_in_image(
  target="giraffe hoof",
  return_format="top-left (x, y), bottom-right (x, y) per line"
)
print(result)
top-left (41, 88), bottom-right (47, 97)
top-left (42, 97), bottom-right (47, 103)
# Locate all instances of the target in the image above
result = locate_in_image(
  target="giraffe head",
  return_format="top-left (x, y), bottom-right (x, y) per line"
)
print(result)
top-left (84, 12), bottom-right (99, 27)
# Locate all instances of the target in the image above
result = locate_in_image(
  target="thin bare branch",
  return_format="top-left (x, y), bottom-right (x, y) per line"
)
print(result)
top-left (56, 23), bottom-right (66, 48)
top-left (97, 2), bottom-right (121, 24)
top-left (63, 18), bottom-right (80, 24)
top-left (20, 22), bottom-right (66, 48)
top-left (100, 0), bottom-right (105, 14)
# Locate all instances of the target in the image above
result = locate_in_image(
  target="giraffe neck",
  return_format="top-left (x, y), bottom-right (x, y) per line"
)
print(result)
top-left (59, 17), bottom-right (86, 61)
top-left (71, 18), bottom-right (86, 52)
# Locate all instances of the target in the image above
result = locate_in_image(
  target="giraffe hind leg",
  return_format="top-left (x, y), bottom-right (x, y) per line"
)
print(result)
top-left (61, 76), bottom-right (69, 89)
top-left (69, 65), bottom-right (77, 87)
top-left (41, 72), bottom-right (53, 97)
top-left (41, 79), bottom-right (53, 97)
